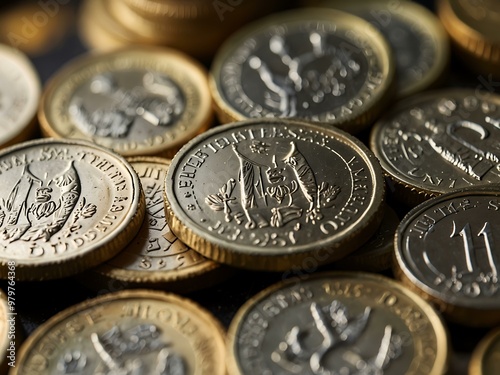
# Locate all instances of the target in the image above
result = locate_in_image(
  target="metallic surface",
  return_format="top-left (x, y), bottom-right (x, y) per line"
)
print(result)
top-left (13, 290), bottom-right (227, 375)
top-left (227, 272), bottom-right (449, 375)
top-left (469, 328), bottom-right (500, 375)
top-left (39, 47), bottom-right (213, 157)
top-left (394, 187), bottom-right (500, 326)
top-left (0, 138), bottom-right (145, 280)
top-left (210, 8), bottom-right (395, 133)
top-left (165, 119), bottom-right (385, 271)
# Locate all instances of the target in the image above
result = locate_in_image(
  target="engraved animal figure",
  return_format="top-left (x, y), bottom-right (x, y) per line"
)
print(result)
top-left (271, 300), bottom-right (402, 374)
top-left (0, 162), bottom-right (81, 243)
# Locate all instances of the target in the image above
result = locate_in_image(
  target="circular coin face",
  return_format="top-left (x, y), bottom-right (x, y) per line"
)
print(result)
top-left (0, 139), bottom-right (144, 280)
top-left (165, 119), bottom-right (385, 271)
top-left (210, 8), bottom-right (395, 133)
top-left (469, 328), bottom-right (500, 375)
top-left (394, 187), bottom-right (500, 326)
top-left (91, 157), bottom-right (225, 292)
top-left (227, 272), bottom-right (449, 375)
top-left (0, 44), bottom-right (40, 149)
top-left (13, 290), bottom-right (226, 375)
top-left (370, 89), bottom-right (500, 204)
top-left (39, 47), bottom-right (213, 157)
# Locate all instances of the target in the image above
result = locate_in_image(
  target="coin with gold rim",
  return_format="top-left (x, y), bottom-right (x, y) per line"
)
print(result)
top-left (12, 290), bottom-right (226, 375)
top-left (209, 8), bottom-right (395, 133)
top-left (164, 118), bottom-right (385, 271)
top-left (469, 328), bottom-right (500, 375)
top-left (227, 272), bottom-right (449, 375)
top-left (88, 157), bottom-right (228, 293)
top-left (39, 47), bottom-right (213, 158)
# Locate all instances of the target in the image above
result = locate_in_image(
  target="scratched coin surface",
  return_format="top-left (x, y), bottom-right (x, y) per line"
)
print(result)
top-left (210, 8), bottom-right (394, 133)
top-left (164, 119), bottom-right (385, 271)
top-left (370, 89), bottom-right (500, 205)
top-left (39, 47), bottom-right (213, 157)
top-left (469, 327), bottom-right (500, 375)
top-left (13, 290), bottom-right (226, 375)
top-left (227, 272), bottom-right (449, 375)
top-left (0, 139), bottom-right (144, 281)
top-left (0, 44), bottom-right (41, 149)
top-left (327, 0), bottom-right (449, 98)
top-left (91, 157), bottom-right (224, 292)
top-left (394, 187), bottom-right (500, 326)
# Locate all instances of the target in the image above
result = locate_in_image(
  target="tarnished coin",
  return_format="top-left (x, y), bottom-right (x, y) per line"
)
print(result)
top-left (0, 139), bottom-right (144, 281)
top-left (333, 205), bottom-right (400, 272)
top-left (13, 290), bottom-right (226, 375)
top-left (89, 157), bottom-right (226, 292)
top-left (370, 89), bottom-right (500, 205)
top-left (394, 187), bottom-right (500, 326)
top-left (209, 8), bottom-right (395, 133)
top-left (469, 328), bottom-right (500, 375)
top-left (227, 272), bottom-right (449, 375)
top-left (39, 47), bottom-right (213, 157)
top-left (325, 0), bottom-right (449, 98)
top-left (0, 44), bottom-right (40, 149)
top-left (164, 119), bottom-right (385, 271)
top-left (437, 0), bottom-right (500, 77)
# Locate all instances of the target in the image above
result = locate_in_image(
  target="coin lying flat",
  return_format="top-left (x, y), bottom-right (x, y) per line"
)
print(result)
top-left (13, 290), bottom-right (226, 375)
top-left (39, 47), bottom-right (213, 158)
top-left (370, 89), bottom-right (500, 205)
top-left (0, 44), bottom-right (40, 150)
top-left (0, 139), bottom-right (144, 281)
top-left (227, 272), bottom-right (449, 375)
top-left (210, 8), bottom-right (395, 133)
top-left (325, 0), bottom-right (449, 98)
top-left (89, 157), bottom-right (226, 292)
top-left (165, 119), bottom-right (385, 271)
top-left (394, 187), bottom-right (500, 326)
top-left (469, 328), bottom-right (500, 375)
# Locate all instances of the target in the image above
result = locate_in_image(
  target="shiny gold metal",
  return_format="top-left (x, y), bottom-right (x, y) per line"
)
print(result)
top-left (13, 290), bottom-right (227, 375)
top-left (469, 328), bottom-right (500, 375)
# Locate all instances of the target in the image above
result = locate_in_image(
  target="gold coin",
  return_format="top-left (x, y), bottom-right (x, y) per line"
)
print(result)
top-left (227, 272), bottom-right (449, 375)
top-left (39, 46), bottom-right (213, 158)
top-left (0, 44), bottom-right (40, 150)
top-left (0, 139), bottom-right (145, 281)
top-left (88, 157), bottom-right (228, 293)
top-left (13, 290), bottom-right (226, 374)
top-left (437, 0), bottom-right (500, 77)
top-left (209, 8), bottom-right (395, 133)
top-left (469, 328), bottom-right (500, 375)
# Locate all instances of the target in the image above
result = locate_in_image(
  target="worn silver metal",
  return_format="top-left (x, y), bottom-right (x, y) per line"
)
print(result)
top-left (394, 186), bottom-right (500, 326)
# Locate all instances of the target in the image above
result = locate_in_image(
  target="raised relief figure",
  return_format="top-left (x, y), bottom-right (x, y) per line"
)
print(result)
top-left (271, 300), bottom-right (403, 374)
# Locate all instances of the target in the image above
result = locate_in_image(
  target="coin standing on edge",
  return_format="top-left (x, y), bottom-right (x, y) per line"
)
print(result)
top-left (164, 119), bottom-right (385, 271)
top-left (370, 89), bottom-right (500, 206)
top-left (326, 0), bottom-right (449, 98)
top-left (88, 157), bottom-right (227, 293)
top-left (0, 139), bottom-right (145, 281)
top-left (227, 272), bottom-right (449, 375)
top-left (394, 187), bottom-right (500, 326)
top-left (210, 8), bottom-right (395, 133)
top-left (0, 44), bottom-right (41, 150)
top-left (13, 290), bottom-right (227, 375)
top-left (39, 47), bottom-right (213, 158)
top-left (469, 328), bottom-right (500, 375)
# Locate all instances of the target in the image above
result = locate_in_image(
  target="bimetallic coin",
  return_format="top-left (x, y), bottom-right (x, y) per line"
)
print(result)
top-left (227, 272), bottom-right (449, 375)
top-left (210, 9), bottom-right (395, 133)
top-left (325, 0), bottom-right (449, 98)
top-left (394, 187), bottom-right (500, 326)
top-left (13, 290), bottom-right (226, 375)
top-left (370, 89), bottom-right (500, 205)
top-left (438, 0), bottom-right (500, 77)
top-left (0, 139), bottom-right (144, 281)
top-left (469, 328), bottom-right (500, 375)
top-left (165, 119), bottom-right (385, 271)
top-left (0, 44), bottom-right (40, 149)
top-left (39, 47), bottom-right (213, 157)
top-left (90, 157), bottom-right (226, 292)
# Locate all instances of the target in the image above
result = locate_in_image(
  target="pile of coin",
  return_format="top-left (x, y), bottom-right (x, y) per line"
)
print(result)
top-left (0, 0), bottom-right (499, 373)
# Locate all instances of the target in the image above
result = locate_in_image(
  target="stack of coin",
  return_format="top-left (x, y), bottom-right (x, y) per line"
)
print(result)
top-left (79, 0), bottom-right (288, 60)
